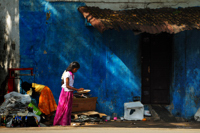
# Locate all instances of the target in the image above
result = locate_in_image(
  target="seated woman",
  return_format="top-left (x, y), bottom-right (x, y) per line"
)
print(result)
top-left (21, 82), bottom-right (57, 117)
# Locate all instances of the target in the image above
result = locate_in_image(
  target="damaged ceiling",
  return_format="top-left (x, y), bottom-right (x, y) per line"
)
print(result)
top-left (78, 6), bottom-right (200, 34)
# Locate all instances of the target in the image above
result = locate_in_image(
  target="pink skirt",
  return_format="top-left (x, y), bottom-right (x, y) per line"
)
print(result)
top-left (53, 88), bottom-right (73, 126)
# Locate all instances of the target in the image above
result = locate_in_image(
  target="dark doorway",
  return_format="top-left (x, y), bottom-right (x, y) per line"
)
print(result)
top-left (141, 33), bottom-right (172, 104)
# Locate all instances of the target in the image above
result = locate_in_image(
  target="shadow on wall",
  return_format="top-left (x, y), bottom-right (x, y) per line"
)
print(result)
top-left (19, 0), bottom-right (141, 116)
top-left (33, 1), bottom-right (200, 119)
top-left (0, 0), bottom-right (20, 104)
top-left (170, 30), bottom-right (200, 119)
top-left (97, 29), bottom-right (141, 116)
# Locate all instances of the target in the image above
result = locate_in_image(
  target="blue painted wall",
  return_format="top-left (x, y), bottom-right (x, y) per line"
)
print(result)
top-left (19, 0), bottom-right (141, 117)
top-left (19, 0), bottom-right (200, 119)
top-left (171, 30), bottom-right (200, 119)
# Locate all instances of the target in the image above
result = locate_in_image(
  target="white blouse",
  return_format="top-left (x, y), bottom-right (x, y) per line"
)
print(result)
top-left (61, 71), bottom-right (74, 91)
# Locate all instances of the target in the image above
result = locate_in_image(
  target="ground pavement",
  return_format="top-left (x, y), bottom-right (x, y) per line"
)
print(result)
top-left (0, 125), bottom-right (200, 133)
top-left (0, 120), bottom-right (200, 132)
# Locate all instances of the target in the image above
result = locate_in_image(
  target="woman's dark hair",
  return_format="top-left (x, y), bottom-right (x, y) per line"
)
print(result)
top-left (21, 81), bottom-right (32, 91)
top-left (66, 61), bottom-right (80, 72)
top-left (21, 81), bottom-right (36, 97)
top-left (61, 62), bottom-right (80, 85)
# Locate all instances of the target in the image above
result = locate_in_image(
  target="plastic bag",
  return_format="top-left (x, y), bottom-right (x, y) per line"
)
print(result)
top-left (4, 92), bottom-right (31, 105)
top-left (0, 92), bottom-right (31, 113)
top-left (28, 103), bottom-right (42, 116)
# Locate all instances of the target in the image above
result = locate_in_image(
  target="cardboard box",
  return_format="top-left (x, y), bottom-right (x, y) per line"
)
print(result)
top-left (72, 97), bottom-right (97, 112)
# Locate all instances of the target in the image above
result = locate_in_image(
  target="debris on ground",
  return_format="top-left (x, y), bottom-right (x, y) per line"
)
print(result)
top-left (0, 92), bottom-right (40, 127)
top-left (71, 111), bottom-right (106, 126)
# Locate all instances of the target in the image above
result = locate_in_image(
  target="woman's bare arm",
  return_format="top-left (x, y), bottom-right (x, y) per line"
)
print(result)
top-left (66, 78), bottom-right (84, 91)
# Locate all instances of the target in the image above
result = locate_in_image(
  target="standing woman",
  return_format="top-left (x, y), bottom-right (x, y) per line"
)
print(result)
top-left (53, 61), bottom-right (84, 126)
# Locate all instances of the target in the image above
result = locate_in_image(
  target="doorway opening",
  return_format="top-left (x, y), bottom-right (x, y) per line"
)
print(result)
top-left (141, 33), bottom-right (173, 104)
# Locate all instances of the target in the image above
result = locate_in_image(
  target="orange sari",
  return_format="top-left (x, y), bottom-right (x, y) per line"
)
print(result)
top-left (38, 86), bottom-right (57, 115)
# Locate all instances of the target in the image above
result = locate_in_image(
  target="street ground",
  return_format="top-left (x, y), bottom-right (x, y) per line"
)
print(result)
top-left (0, 121), bottom-right (200, 133)
top-left (80, 120), bottom-right (200, 129)
top-left (0, 126), bottom-right (200, 133)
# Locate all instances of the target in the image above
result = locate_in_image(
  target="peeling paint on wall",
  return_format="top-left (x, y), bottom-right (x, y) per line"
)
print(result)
top-left (170, 30), bottom-right (200, 119)
top-left (46, 11), bottom-right (51, 20)
top-left (19, 0), bottom-right (141, 117)
top-left (19, 0), bottom-right (200, 119)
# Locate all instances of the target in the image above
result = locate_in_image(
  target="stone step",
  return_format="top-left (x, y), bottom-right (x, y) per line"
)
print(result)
top-left (144, 104), bottom-right (185, 122)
